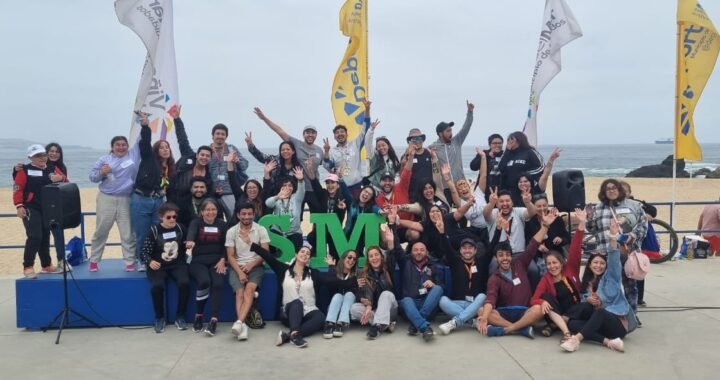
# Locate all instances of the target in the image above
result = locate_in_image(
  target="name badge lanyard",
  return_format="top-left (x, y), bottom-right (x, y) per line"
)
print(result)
top-left (464, 260), bottom-right (476, 292)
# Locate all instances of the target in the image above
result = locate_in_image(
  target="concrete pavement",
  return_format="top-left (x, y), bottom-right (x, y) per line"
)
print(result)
top-left (1, 258), bottom-right (719, 380)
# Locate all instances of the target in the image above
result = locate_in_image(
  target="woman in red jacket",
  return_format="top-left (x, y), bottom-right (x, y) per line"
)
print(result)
top-left (530, 208), bottom-right (587, 342)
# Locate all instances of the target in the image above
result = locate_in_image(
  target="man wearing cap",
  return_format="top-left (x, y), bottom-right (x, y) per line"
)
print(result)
top-left (305, 159), bottom-right (346, 259)
top-left (406, 128), bottom-right (434, 202)
top-left (14, 144), bottom-right (68, 278)
top-left (323, 100), bottom-right (376, 197)
top-left (375, 145), bottom-right (421, 242)
top-left (429, 101), bottom-right (474, 204)
top-left (437, 237), bottom-right (491, 335)
top-left (253, 107), bottom-right (324, 212)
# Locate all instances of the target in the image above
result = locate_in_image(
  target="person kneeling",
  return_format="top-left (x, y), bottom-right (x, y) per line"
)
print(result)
top-left (143, 202), bottom-right (190, 333)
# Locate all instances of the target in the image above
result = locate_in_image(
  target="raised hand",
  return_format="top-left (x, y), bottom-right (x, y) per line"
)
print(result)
top-left (263, 160), bottom-right (277, 177)
top-left (574, 208), bottom-right (587, 224)
top-left (337, 199), bottom-right (346, 210)
top-left (277, 186), bottom-right (292, 200)
top-left (244, 132), bottom-right (253, 146)
top-left (323, 138), bottom-right (331, 154)
top-left (467, 100), bottom-right (475, 112)
top-left (521, 188), bottom-right (532, 204)
top-left (325, 255), bottom-right (336, 266)
top-left (292, 166), bottom-right (304, 181)
top-left (135, 111), bottom-right (150, 125)
top-left (168, 104), bottom-right (181, 119)
top-left (370, 118), bottom-right (381, 130)
top-left (542, 207), bottom-right (559, 226)
top-left (475, 147), bottom-right (486, 158)
top-left (441, 163), bottom-right (451, 177)
top-left (362, 99), bottom-right (372, 115)
top-left (488, 187), bottom-right (499, 204)
top-left (548, 147), bottom-right (561, 164)
top-left (253, 107), bottom-right (267, 121)
top-left (227, 150), bottom-right (238, 164)
top-left (609, 218), bottom-right (620, 237)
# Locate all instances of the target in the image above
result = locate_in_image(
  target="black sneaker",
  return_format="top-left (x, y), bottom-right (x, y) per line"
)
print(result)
top-left (333, 322), bottom-right (347, 337)
top-left (175, 316), bottom-right (188, 331)
top-left (153, 318), bottom-right (166, 333)
top-left (422, 327), bottom-right (434, 342)
top-left (204, 319), bottom-right (217, 337)
top-left (367, 325), bottom-right (379, 340)
top-left (192, 315), bottom-right (204, 333)
top-left (290, 334), bottom-right (308, 348)
top-left (407, 325), bottom-right (418, 336)
top-left (276, 331), bottom-right (290, 346)
top-left (323, 322), bottom-right (335, 339)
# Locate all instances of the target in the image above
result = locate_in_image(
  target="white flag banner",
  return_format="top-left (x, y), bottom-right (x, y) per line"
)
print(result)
top-left (523, 0), bottom-right (582, 146)
top-left (115, 0), bottom-right (180, 155)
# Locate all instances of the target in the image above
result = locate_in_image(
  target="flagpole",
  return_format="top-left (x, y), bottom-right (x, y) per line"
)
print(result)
top-left (672, 20), bottom-right (682, 226)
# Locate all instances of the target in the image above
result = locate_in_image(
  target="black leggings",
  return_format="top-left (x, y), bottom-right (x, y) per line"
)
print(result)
top-left (188, 256), bottom-right (225, 318)
top-left (22, 206), bottom-right (51, 268)
top-left (147, 265), bottom-right (190, 319)
top-left (574, 308), bottom-right (627, 343)
top-left (281, 299), bottom-right (325, 337)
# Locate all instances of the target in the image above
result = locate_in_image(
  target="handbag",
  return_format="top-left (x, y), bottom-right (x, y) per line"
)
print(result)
top-left (624, 249), bottom-right (650, 280)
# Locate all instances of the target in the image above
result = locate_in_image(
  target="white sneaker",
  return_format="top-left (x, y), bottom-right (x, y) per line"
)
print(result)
top-left (231, 320), bottom-right (243, 337)
top-left (606, 338), bottom-right (624, 352)
top-left (238, 322), bottom-right (249, 341)
top-left (439, 319), bottom-right (457, 335)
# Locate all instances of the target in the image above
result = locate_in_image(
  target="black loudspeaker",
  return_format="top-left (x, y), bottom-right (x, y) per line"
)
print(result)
top-left (552, 170), bottom-right (585, 213)
top-left (42, 183), bottom-right (81, 229)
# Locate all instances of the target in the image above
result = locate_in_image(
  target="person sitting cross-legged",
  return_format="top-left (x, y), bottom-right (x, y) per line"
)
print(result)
top-left (475, 211), bottom-right (559, 338)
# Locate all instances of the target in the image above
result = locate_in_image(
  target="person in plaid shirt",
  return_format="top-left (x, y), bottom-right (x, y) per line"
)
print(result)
top-left (587, 178), bottom-right (647, 253)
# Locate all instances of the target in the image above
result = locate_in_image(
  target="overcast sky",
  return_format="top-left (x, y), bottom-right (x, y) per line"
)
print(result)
top-left (2, 0), bottom-right (720, 150)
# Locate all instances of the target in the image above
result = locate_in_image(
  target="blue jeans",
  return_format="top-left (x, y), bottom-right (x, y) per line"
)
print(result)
top-left (400, 285), bottom-right (443, 330)
top-left (326, 292), bottom-right (356, 324)
top-left (439, 293), bottom-right (487, 325)
top-left (130, 193), bottom-right (162, 263)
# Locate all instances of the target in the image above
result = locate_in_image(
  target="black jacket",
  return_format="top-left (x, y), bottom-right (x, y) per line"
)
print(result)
top-left (441, 236), bottom-right (492, 300)
top-left (167, 118), bottom-right (213, 204)
top-left (134, 124), bottom-right (168, 194)
top-left (469, 149), bottom-right (503, 202)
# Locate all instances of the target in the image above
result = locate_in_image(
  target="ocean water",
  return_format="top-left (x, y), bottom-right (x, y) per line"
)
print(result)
top-left (2, 138), bottom-right (719, 188)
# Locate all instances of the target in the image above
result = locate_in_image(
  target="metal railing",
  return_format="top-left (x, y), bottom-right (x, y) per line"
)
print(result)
top-left (1, 200), bottom-right (719, 250)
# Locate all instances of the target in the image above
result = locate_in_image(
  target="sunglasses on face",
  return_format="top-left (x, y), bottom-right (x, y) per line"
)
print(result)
top-left (164, 215), bottom-right (177, 220)
top-left (407, 136), bottom-right (425, 143)
top-left (346, 256), bottom-right (357, 261)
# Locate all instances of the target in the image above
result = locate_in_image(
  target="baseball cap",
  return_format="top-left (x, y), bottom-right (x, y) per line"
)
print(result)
top-left (436, 121), bottom-right (455, 134)
top-left (325, 173), bottom-right (339, 183)
top-left (303, 125), bottom-right (317, 133)
top-left (460, 238), bottom-right (477, 248)
top-left (27, 144), bottom-right (46, 158)
top-left (380, 172), bottom-right (394, 181)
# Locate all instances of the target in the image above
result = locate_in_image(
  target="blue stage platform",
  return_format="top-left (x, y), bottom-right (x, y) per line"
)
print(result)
top-left (16, 259), bottom-right (452, 330)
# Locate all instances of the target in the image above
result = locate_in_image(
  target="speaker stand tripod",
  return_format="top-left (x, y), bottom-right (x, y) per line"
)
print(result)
top-left (42, 223), bottom-right (99, 344)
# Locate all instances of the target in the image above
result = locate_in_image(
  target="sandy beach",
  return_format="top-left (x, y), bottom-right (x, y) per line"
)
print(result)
top-left (2, 177), bottom-right (718, 275)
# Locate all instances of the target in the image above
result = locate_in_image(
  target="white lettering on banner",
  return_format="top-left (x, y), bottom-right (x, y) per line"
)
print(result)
top-left (134, 0), bottom-right (164, 37)
top-left (342, 56), bottom-right (367, 107)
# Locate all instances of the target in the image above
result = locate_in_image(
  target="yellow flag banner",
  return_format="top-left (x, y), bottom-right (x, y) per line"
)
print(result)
top-left (331, 0), bottom-right (368, 141)
top-left (676, 0), bottom-right (720, 160)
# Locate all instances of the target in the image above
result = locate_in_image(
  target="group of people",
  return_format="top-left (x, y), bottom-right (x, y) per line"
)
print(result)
top-left (14, 100), bottom-right (648, 351)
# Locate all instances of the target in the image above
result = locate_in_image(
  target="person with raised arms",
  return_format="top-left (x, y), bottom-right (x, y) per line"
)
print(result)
top-left (497, 131), bottom-right (544, 199)
top-left (245, 132), bottom-right (303, 195)
top-left (375, 145), bottom-right (421, 243)
top-left (130, 112), bottom-right (177, 272)
top-left (88, 132), bottom-right (142, 272)
top-left (249, 241), bottom-right (327, 349)
top-left (208, 122), bottom-right (249, 218)
top-left (225, 202), bottom-right (270, 341)
top-left (482, 187), bottom-right (537, 264)
top-left (253, 107), bottom-right (324, 213)
top-left (476, 211), bottom-right (555, 339)
top-left (529, 208), bottom-right (586, 341)
top-left (323, 99), bottom-right (376, 198)
top-left (429, 100), bottom-right (474, 204)
top-left (305, 156), bottom-right (346, 260)
top-left (561, 218), bottom-right (639, 353)
top-left (166, 106), bottom-right (214, 210)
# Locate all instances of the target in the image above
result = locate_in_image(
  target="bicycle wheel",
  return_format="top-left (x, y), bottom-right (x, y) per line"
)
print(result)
top-left (647, 219), bottom-right (678, 264)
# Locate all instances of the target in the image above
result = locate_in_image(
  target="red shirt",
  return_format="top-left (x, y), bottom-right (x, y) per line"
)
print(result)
top-left (375, 168), bottom-right (414, 220)
top-left (530, 229), bottom-right (584, 306)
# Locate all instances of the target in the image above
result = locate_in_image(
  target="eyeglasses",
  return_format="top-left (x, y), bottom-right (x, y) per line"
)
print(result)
top-left (164, 215), bottom-right (177, 220)
top-left (605, 186), bottom-right (618, 192)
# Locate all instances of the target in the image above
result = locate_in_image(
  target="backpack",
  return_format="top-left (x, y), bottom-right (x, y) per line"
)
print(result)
top-left (245, 304), bottom-right (265, 329)
top-left (65, 236), bottom-right (87, 266)
top-left (624, 250), bottom-right (651, 280)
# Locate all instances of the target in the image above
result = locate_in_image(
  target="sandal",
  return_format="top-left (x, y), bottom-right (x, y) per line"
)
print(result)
top-left (541, 324), bottom-right (554, 337)
top-left (560, 332), bottom-right (572, 343)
